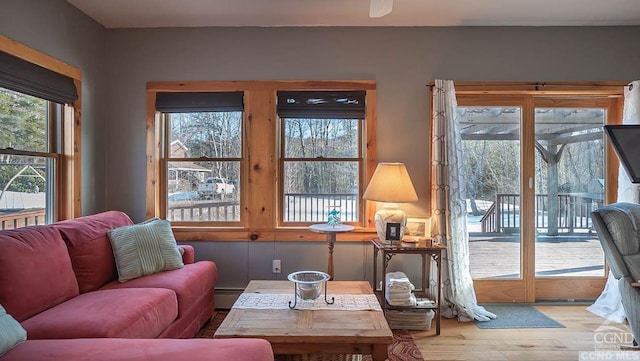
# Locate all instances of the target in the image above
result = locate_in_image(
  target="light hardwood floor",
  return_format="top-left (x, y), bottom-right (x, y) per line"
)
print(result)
top-left (412, 305), bottom-right (633, 361)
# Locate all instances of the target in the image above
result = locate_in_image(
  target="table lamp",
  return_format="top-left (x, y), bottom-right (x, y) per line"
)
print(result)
top-left (363, 162), bottom-right (418, 242)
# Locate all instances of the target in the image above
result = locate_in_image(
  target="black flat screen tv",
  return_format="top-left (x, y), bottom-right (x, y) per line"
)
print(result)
top-left (605, 125), bottom-right (640, 183)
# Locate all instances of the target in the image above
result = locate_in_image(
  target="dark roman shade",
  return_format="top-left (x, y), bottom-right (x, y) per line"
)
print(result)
top-left (155, 91), bottom-right (244, 113)
top-left (277, 91), bottom-right (366, 119)
top-left (0, 51), bottom-right (78, 105)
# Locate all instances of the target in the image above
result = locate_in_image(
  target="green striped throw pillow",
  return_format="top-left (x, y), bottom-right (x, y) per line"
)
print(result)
top-left (0, 304), bottom-right (26, 357)
top-left (108, 218), bottom-right (184, 282)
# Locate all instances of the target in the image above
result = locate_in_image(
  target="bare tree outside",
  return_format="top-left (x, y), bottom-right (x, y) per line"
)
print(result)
top-left (0, 87), bottom-right (50, 228)
top-left (283, 118), bottom-right (360, 223)
top-left (164, 111), bottom-right (242, 222)
top-left (458, 105), bottom-right (606, 279)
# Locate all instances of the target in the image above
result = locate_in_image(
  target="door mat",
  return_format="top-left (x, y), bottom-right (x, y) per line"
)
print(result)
top-left (474, 304), bottom-right (565, 329)
top-left (197, 311), bottom-right (424, 361)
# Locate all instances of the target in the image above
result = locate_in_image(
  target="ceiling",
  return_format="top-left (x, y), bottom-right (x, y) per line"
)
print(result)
top-left (66, 0), bottom-right (640, 29)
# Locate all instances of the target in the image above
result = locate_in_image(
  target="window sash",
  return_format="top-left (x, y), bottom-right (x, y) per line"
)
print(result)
top-left (281, 117), bottom-right (361, 160)
top-left (279, 115), bottom-right (364, 226)
top-left (160, 108), bottom-right (244, 225)
top-left (281, 159), bottom-right (362, 224)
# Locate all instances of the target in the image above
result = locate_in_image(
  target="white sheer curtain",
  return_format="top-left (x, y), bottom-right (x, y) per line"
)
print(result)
top-left (587, 80), bottom-right (640, 323)
top-left (430, 79), bottom-right (496, 322)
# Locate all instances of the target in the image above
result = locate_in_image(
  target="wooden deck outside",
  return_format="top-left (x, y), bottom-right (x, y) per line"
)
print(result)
top-left (469, 232), bottom-right (605, 279)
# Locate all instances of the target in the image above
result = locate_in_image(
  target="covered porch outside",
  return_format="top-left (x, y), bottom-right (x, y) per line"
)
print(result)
top-left (458, 105), bottom-right (607, 280)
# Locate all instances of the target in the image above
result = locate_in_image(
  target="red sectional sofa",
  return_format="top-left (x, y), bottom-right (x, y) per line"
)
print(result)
top-left (0, 211), bottom-right (273, 361)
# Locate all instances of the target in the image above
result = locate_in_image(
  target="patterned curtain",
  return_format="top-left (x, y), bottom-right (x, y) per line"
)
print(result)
top-left (587, 80), bottom-right (640, 323)
top-left (429, 79), bottom-right (496, 322)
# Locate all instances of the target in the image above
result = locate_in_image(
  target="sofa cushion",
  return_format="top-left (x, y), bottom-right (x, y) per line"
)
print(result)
top-left (53, 211), bottom-right (134, 293)
top-left (102, 261), bottom-right (217, 317)
top-left (0, 304), bottom-right (27, 357)
top-left (21, 288), bottom-right (178, 339)
top-left (0, 225), bottom-right (79, 322)
top-left (108, 218), bottom-right (184, 282)
top-left (2, 338), bottom-right (275, 361)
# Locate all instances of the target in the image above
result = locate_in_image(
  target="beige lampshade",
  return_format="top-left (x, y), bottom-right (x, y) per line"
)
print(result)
top-left (363, 163), bottom-right (418, 203)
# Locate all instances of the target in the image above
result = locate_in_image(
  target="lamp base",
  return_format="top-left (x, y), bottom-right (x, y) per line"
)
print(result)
top-left (374, 203), bottom-right (407, 243)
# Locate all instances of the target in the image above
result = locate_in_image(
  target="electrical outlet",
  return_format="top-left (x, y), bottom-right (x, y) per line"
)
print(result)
top-left (272, 260), bottom-right (281, 273)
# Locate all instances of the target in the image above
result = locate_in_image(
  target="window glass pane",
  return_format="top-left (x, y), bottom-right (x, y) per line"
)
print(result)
top-left (0, 155), bottom-right (49, 229)
top-left (167, 160), bottom-right (239, 222)
top-left (168, 112), bottom-right (241, 158)
top-left (284, 118), bottom-right (358, 158)
top-left (458, 106), bottom-right (522, 279)
top-left (0, 87), bottom-right (48, 152)
top-left (283, 161), bottom-right (359, 223)
top-left (534, 108), bottom-right (605, 277)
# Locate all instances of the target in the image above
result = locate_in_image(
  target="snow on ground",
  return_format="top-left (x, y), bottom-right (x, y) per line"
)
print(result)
top-left (0, 191), bottom-right (45, 210)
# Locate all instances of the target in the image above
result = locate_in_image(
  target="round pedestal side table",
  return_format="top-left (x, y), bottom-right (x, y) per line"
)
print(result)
top-left (309, 223), bottom-right (355, 280)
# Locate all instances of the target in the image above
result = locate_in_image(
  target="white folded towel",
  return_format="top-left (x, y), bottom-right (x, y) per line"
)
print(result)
top-left (386, 271), bottom-right (413, 289)
top-left (387, 282), bottom-right (415, 290)
top-left (385, 271), bottom-right (417, 306)
top-left (387, 292), bottom-right (417, 306)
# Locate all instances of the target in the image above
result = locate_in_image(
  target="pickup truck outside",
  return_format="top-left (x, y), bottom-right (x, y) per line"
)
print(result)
top-left (197, 177), bottom-right (236, 199)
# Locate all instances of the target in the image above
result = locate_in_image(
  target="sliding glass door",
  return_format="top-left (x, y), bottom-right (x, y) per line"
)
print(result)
top-left (456, 92), bottom-right (620, 302)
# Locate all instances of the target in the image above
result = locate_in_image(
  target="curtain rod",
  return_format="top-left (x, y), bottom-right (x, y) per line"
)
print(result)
top-left (428, 81), bottom-right (630, 90)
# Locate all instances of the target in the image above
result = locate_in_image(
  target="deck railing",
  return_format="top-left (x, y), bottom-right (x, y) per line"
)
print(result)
top-left (283, 193), bottom-right (359, 223)
top-left (480, 193), bottom-right (602, 234)
top-left (167, 193), bottom-right (359, 223)
top-left (168, 200), bottom-right (240, 222)
top-left (0, 209), bottom-right (46, 230)
top-left (0, 193), bottom-right (599, 233)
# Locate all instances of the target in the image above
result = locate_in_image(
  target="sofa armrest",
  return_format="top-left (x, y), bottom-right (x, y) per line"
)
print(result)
top-left (179, 245), bottom-right (195, 264)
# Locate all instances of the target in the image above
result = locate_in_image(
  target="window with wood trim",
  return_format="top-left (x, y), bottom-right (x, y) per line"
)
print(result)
top-left (0, 36), bottom-right (81, 229)
top-left (156, 92), bottom-right (243, 225)
top-left (277, 91), bottom-right (364, 225)
top-left (147, 81), bottom-right (377, 240)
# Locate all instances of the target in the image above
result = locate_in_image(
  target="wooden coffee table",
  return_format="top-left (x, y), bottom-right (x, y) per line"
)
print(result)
top-left (214, 280), bottom-right (393, 361)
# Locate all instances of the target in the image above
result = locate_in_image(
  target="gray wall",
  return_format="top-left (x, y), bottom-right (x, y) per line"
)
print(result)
top-left (103, 26), bottom-right (640, 221)
top-left (0, 0), bottom-right (108, 215)
top-left (103, 26), bottom-right (640, 288)
top-left (4, 4), bottom-right (640, 289)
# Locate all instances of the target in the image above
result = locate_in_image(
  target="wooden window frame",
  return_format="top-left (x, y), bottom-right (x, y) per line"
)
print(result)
top-left (0, 35), bottom-right (81, 221)
top-left (146, 80), bottom-right (378, 242)
top-left (160, 111), bottom-right (244, 227)
top-left (278, 116), bottom-right (364, 227)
